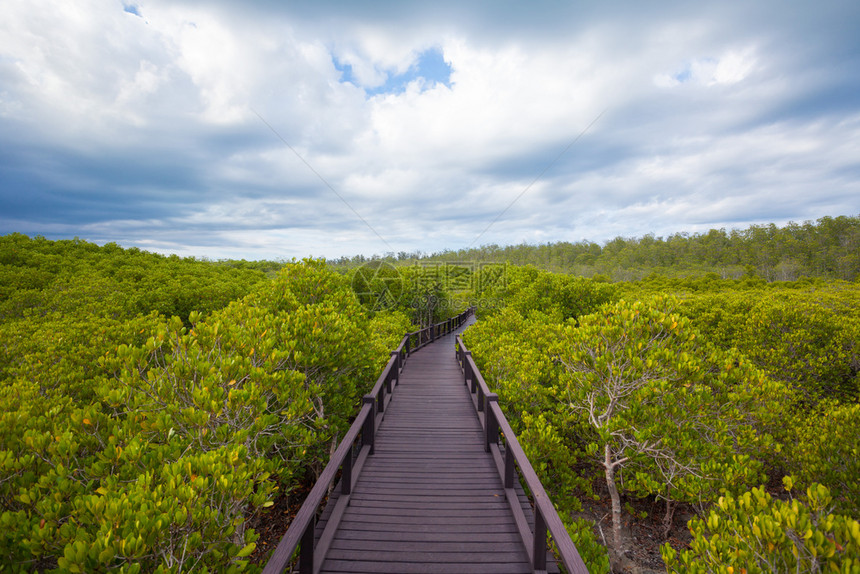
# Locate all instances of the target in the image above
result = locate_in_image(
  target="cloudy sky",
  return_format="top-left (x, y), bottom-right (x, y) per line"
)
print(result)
top-left (1, 1), bottom-right (858, 260)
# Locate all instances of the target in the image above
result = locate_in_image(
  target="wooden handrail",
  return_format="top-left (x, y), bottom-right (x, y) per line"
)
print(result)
top-left (261, 400), bottom-right (373, 574)
top-left (263, 307), bottom-right (474, 574)
top-left (456, 335), bottom-right (590, 574)
top-left (403, 307), bottom-right (473, 354)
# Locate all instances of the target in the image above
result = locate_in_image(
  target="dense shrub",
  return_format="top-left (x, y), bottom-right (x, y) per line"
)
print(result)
top-left (679, 285), bottom-right (860, 404)
top-left (465, 270), bottom-right (859, 572)
top-left (0, 257), bottom-right (408, 572)
top-left (788, 402), bottom-right (860, 517)
top-left (663, 480), bottom-right (860, 573)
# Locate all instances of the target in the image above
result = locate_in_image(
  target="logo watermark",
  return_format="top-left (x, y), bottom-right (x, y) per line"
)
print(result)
top-left (351, 261), bottom-right (507, 312)
top-left (351, 260), bottom-right (405, 311)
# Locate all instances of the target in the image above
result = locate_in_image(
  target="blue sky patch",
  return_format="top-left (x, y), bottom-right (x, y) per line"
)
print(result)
top-left (335, 47), bottom-right (452, 96)
top-left (673, 67), bottom-right (692, 83)
top-left (123, 3), bottom-right (141, 17)
top-left (333, 58), bottom-right (356, 84)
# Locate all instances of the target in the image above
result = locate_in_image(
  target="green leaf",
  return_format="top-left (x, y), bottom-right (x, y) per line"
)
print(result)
top-left (236, 542), bottom-right (256, 558)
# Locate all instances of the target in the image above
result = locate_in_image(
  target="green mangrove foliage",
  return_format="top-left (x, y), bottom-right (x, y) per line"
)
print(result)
top-left (0, 253), bottom-right (408, 572)
top-left (673, 282), bottom-right (860, 526)
top-left (3, 230), bottom-right (860, 572)
top-left (0, 233), bottom-right (269, 325)
top-left (347, 260), bottom-right (462, 327)
top-left (463, 267), bottom-right (618, 573)
top-left (788, 402), bottom-right (860, 517)
top-left (464, 265), bottom-right (860, 572)
top-left (662, 479), bottom-right (860, 574)
top-left (678, 284), bottom-right (860, 404)
top-left (555, 296), bottom-right (786, 556)
top-left (473, 264), bottom-right (617, 322)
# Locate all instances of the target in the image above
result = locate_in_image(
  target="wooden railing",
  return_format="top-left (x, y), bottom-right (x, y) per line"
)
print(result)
top-left (405, 313), bottom-right (467, 353)
top-left (456, 335), bottom-right (590, 574)
top-left (262, 307), bottom-right (474, 574)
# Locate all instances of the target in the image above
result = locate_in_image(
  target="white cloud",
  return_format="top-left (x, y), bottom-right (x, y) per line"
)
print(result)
top-left (1, 0), bottom-right (858, 259)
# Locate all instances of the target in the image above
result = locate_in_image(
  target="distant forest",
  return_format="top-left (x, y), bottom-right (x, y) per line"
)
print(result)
top-left (331, 215), bottom-right (860, 282)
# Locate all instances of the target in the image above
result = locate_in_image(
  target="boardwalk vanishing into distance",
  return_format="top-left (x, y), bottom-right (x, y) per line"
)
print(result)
top-left (316, 317), bottom-right (547, 573)
top-left (263, 309), bottom-right (589, 574)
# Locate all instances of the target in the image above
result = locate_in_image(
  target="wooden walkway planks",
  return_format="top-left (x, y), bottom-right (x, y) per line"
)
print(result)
top-left (316, 321), bottom-right (556, 574)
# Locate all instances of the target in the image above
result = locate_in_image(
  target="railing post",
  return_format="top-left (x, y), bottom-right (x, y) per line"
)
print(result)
top-left (464, 351), bottom-right (472, 388)
top-left (533, 506), bottom-right (547, 572)
top-left (299, 518), bottom-right (314, 574)
top-left (505, 444), bottom-right (515, 489)
top-left (405, 335), bottom-right (411, 356)
top-left (362, 395), bottom-right (375, 455)
top-left (485, 393), bottom-right (499, 452)
top-left (342, 446), bottom-right (352, 496)
top-left (388, 352), bottom-right (399, 390)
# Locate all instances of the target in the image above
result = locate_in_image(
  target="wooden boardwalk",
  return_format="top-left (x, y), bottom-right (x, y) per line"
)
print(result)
top-left (263, 309), bottom-right (587, 574)
top-left (315, 320), bottom-right (555, 574)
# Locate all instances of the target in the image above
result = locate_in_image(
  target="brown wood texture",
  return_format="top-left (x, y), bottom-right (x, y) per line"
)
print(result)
top-left (318, 321), bottom-right (557, 574)
top-left (458, 337), bottom-right (591, 574)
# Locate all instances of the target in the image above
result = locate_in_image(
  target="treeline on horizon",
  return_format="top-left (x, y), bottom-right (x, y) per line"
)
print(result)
top-left (5, 214), bottom-right (859, 284)
top-left (331, 214), bottom-right (860, 282)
